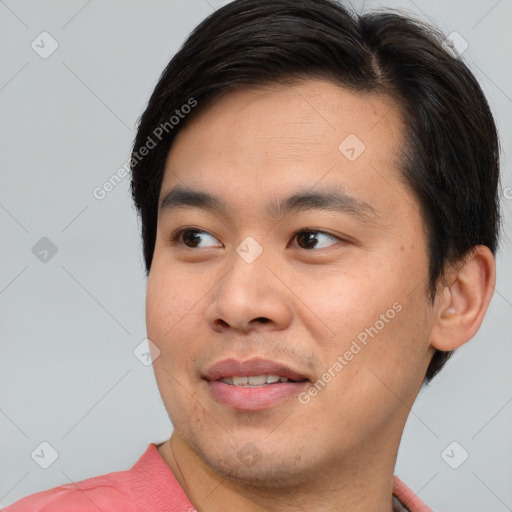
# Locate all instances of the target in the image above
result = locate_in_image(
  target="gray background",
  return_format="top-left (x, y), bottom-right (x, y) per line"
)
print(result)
top-left (1, 0), bottom-right (511, 510)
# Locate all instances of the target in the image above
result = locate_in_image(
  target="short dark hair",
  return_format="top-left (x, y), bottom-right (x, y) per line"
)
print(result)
top-left (130, 0), bottom-right (500, 382)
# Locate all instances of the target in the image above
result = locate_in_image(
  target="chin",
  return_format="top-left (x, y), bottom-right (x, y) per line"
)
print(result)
top-left (206, 455), bottom-right (310, 489)
top-left (182, 428), bottom-right (318, 490)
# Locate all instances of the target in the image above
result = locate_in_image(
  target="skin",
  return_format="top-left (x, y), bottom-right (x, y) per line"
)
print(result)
top-left (146, 80), bottom-right (496, 511)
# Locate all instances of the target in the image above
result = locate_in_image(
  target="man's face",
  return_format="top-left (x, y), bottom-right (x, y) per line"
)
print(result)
top-left (146, 80), bottom-right (437, 486)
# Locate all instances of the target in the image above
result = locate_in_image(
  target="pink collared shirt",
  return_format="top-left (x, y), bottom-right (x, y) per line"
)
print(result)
top-left (3, 443), bottom-right (432, 511)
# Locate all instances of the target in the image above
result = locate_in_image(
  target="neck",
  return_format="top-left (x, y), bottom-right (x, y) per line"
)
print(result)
top-left (158, 433), bottom-right (398, 512)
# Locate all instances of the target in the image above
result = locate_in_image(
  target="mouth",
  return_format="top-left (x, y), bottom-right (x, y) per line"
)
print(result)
top-left (219, 375), bottom-right (298, 386)
top-left (203, 357), bottom-right (310, 411)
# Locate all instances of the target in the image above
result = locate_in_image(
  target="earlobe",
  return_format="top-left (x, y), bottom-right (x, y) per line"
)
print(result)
top-left (429, 245), bottom-right (496, 352)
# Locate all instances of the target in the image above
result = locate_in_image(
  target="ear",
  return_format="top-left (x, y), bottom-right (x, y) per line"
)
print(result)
top-left (430, 245), bottom-right (496, 352)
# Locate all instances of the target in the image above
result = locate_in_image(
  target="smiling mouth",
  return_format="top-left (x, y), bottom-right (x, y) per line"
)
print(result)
top-left (219, 375), bottom-right (303, 386)
top-left (205, 363), bottom-right (310, 410)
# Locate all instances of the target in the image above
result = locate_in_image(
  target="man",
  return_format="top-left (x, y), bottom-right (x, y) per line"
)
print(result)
top-left (5, 0), bottom-right (500, 510)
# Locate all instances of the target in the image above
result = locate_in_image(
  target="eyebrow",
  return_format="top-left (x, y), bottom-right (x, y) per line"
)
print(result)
top-left (159, 185), bottom-right (376, 220)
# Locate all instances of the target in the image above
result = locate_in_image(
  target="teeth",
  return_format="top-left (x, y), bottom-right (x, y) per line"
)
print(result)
top-left (220, 374), bottom-right (292, 387)
top-left (232, 376), bottom-right (248, 386)
top-left (248, 375), bottom-right (266, 385)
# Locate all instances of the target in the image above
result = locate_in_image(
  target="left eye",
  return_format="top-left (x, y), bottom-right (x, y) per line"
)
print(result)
top-left (293, 230), bottom-right (340, 250)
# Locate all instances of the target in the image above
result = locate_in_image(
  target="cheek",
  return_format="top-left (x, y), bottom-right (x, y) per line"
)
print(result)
top-left (146, 267), bottom-right (204, 416)
top-left (146, 259), bottom-right (205, 342)
top-left (305, 294), bottom-right (430, 434)
top-left (339, 283), bottom-right (431, 401)
top-left (290, 262), bottom-right (399, 340)
top-left (292, 254), bottom-right (430, 370)
top-left (145, 260), bottom-right (214, 388)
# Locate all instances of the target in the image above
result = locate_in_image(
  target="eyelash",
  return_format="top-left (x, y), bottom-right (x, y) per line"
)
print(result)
top-left (170, 227), bottom-right (343, 251)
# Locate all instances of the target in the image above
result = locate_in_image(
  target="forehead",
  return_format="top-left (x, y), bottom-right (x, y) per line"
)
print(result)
top-left (162, 80), bottom-right (410, 220)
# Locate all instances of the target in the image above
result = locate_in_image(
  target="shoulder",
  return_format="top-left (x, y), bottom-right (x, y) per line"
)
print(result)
top-left (3, 443), bottom-right (191, 512)
top-left (2, 472), bottom-right (138, 512)
top-left (392, 476), bottom-right (433, 512)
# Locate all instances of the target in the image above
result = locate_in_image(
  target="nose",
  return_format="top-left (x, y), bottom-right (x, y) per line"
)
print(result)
top-left (205, 249), bottom-right (293, 334)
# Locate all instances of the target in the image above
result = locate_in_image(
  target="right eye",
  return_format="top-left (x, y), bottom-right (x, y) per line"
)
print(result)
top-left (171, 228), bottom-right (223, 249)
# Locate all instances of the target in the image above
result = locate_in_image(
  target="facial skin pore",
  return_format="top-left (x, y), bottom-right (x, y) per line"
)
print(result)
top-left (145, 80), bottom-right (495, 511)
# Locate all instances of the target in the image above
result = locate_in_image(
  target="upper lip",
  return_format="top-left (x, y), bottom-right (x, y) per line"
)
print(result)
top-left (203, 357), bottom-right (310, 382)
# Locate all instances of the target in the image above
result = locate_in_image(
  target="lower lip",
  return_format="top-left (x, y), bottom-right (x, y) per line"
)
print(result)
top-left (206, 380), bottom-right (308, 411)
